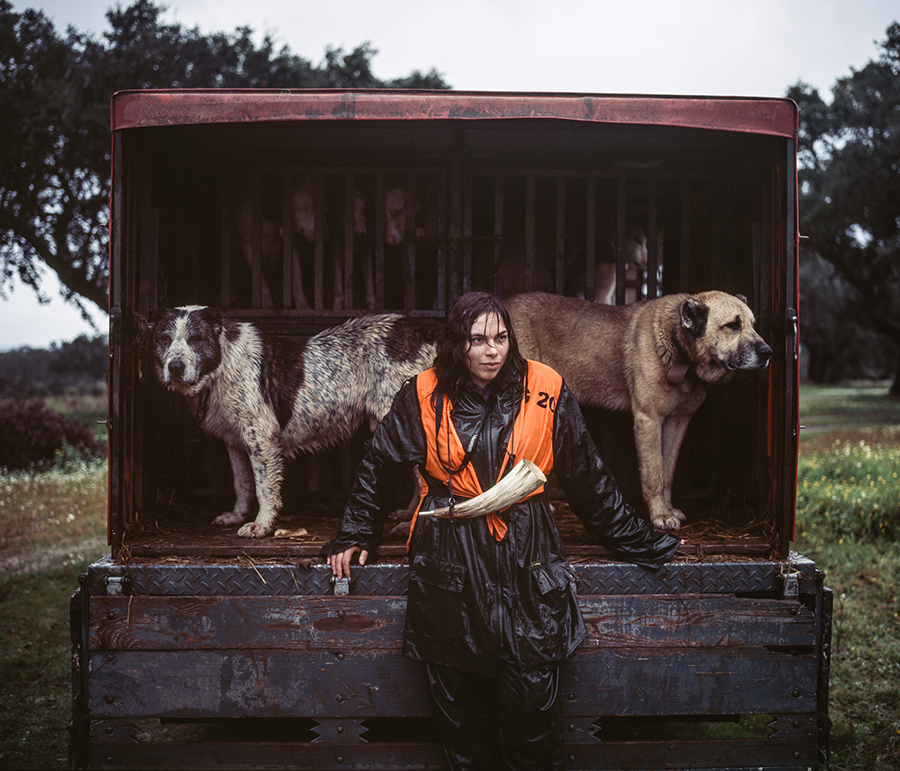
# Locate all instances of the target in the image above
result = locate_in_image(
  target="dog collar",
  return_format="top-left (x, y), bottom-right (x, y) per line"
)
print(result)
top-left (668, 333), bottom-right (693, 385)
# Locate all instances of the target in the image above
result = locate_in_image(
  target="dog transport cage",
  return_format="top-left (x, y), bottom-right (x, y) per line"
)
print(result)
top-left (70, 91), bottom-right (830, 770)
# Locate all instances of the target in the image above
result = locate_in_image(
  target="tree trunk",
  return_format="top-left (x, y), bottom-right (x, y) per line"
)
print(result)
top-left (890, 353), bottom-right (900, 397)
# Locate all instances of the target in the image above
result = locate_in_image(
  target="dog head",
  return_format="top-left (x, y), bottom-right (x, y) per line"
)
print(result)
top-left (147, 306), bottom-right (226, 395)
top-left (679, 291), bottom-right (773, 384)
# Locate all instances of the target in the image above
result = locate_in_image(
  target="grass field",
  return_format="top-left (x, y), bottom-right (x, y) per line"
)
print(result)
top-left (1, 385), bottom-right (898, 769)
top-left (794, 382), bottom-right (900, 769)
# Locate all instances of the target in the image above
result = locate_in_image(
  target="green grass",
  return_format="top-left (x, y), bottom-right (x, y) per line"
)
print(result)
top-left (0, 557), bottom-right (106, 770)
top-left (2, 386), bottom-right (900, 769)
top-left (794, 381), bottom-right (900, 770)
top-left (0, 459), bottom-right (107, 770)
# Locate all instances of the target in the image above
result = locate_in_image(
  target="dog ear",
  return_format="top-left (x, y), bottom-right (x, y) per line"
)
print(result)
top-left (735, 293), bottom-right (748, 305)
top-left (680, 297), bottom-right (709, 335)
top-left (136, 308), bottom-right (162, 383)
top-left (198, 307), bottom-right (225, 336)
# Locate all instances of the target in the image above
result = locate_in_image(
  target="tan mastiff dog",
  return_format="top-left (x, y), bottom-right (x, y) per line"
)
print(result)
top-left (504, 291), bottom-right (773, 531)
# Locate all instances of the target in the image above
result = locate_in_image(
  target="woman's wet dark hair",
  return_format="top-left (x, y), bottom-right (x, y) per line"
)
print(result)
top-left (432, 291), bottom-right (527, 403)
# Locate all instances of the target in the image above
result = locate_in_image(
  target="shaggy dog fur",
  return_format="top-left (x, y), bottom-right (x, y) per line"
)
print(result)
top-left (146, 306), bottom-right (437, 537)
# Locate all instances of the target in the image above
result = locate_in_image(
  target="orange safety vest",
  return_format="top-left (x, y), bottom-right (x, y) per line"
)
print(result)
top-left (411, 360), bottom-right (562, 541)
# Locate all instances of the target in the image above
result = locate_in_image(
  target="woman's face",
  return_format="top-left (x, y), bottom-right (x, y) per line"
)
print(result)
top-left (464, 312), bottom-right (510, 389)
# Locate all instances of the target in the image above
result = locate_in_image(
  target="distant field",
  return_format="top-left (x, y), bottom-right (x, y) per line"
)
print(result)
top-left (799, 380), bottom-right (900, 434)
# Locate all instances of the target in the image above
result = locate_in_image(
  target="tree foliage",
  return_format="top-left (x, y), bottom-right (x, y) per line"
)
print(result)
top-left (789, 21), bottom-right (900, 388)
top-left (0, 0), bottom-right (448, 319)
top-left (0, 333), bottom-right (108, 393)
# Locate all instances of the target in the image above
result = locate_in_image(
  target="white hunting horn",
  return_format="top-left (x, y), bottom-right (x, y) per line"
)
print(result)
top-left (417, 459), bottom-right (546, 520)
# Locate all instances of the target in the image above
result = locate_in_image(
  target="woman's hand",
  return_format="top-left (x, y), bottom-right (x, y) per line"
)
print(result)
top-left (327, 545), bottom-right (369, 579)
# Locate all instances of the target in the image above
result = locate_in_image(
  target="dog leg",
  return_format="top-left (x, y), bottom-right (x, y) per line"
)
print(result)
top-left (388, 469), bottom-right (422, 538)
top-left (213, 444), bottom-right (255, 528)
top-left (659, 414), bottom-right (692, 526)
top-left (236, 437), bottom-right (284, 538)
top-left (632, 411), bottom-right (683, 531)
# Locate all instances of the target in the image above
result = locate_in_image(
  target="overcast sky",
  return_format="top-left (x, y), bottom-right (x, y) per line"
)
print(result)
top-left (2, 0), bottom-right (896, 350)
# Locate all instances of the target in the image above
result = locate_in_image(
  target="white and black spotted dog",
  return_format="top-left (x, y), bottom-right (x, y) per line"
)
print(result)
top-left (146, 306), bottom-right (437, 537)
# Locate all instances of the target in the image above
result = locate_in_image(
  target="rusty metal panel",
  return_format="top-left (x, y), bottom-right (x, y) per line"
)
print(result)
top-left (111, 90), bottom-right (798, 139)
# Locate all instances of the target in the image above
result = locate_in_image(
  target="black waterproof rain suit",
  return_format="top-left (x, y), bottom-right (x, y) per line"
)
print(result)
top-left (326, 366), bottom-right (679, 770)
top-left (330, 369), bottom-right (679, 670)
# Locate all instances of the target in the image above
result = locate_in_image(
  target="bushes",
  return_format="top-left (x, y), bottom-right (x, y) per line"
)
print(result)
top-left (0, 396), bottom-right (104, 470)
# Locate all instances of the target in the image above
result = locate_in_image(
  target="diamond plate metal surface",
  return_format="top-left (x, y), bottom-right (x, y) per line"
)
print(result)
top-left (85, 555), bottom-right (820, 598)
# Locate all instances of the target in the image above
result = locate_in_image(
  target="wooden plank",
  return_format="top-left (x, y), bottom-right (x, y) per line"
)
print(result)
top-left (89, 651), bottom-right (432, 719)
top-left (90, 596), bottom-right (407, 652)
top-left (88, 736), bottom-right (818, 771)
top-left (90, 741), bottom-right (448, 770)
top-left (88, 648), bottom-right (816, 719)
top-left (563, 649), bottom-right (817, 715)
top-left (89, 594), bottom-right (814, 652)
top-left (564, 736), bottom-right (819, 769)
top-left (578, 595), bottom-right (815, 648)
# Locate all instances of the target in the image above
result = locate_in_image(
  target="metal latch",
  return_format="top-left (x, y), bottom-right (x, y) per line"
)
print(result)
top-left (105, 575), bottom-right (125, 597)
top-left (782, 572), bottom-right (799, 601)
top-left (331, 576), bottom-right (350, 596)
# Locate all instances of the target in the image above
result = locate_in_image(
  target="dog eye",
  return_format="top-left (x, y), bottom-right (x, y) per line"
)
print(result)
top-left (159, 334), bottom-right (171, 344)
top-left (725, 320), bottom-right (742, 331)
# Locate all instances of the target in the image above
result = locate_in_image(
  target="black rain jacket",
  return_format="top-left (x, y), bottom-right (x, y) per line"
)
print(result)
top-left (327, 368), bottom-right (679, 676)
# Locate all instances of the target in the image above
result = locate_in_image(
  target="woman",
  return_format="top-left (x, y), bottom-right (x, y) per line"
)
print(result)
top-left (327, 291), bottom-right (679, 771)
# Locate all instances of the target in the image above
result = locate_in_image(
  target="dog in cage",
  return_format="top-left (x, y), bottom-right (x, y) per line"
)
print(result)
top-left (565, 223), bottom-right (664, 304)
top-left (144, 306), bottom-right (437, 537)
top-left (232, 174), bottom-right (318, 310)
top-left (506, 290), bottom-right (772, 531)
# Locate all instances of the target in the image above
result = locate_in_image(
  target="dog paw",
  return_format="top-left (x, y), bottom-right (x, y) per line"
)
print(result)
top-left (651, 508), bottom-right (686, 531)
top-left (387, 506), bottom-right (414, 523)
top-left (236, 521), bottom-right (273, 538)
top-left (213, 511), bottom-right (246, 526)
top-left (389, 520), bottom-right (412, 539)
